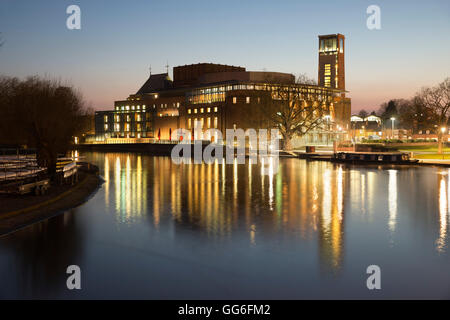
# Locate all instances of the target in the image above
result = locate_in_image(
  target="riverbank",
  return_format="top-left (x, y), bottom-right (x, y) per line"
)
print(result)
top-left (0, 167), bottom-right (102, 236)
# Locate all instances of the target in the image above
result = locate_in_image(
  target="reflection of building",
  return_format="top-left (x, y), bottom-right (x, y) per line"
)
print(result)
top-left (94, 34), bottom-right (351, 144)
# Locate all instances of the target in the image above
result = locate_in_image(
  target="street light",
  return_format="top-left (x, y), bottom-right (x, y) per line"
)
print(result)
top-left (390, 117), bottom-right (396, 139)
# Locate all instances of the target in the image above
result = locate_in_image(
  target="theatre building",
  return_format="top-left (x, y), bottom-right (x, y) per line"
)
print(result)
top-left (94, 34), bottom-right (351, 145)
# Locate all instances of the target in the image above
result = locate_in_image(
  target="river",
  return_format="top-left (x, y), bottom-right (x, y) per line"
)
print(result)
top-left (0, 152), bottom-right (449, 299)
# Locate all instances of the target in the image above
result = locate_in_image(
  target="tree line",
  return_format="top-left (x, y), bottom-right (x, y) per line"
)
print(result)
top-left (0, 76), bottom-right (92, 178)
top-left (357, 78), bottom-right (450, 133)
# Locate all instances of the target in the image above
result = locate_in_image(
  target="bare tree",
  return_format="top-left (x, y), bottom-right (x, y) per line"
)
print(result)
top-left (416, 78), bottom-right (450, 153)
top-left (0, 76), bottom-right (88, 178)
top-left (249, 82), bottom-right (335, 150)
top-left (296, 73), bottom-right (317, 85)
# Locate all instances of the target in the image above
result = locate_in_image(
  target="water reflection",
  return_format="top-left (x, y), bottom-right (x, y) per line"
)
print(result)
top-left (437, 171), bottom-right (450, 253)
top-left (2, 152), bottom-right (450, 298)
top-left (388, 170), bottom-right (398, 235)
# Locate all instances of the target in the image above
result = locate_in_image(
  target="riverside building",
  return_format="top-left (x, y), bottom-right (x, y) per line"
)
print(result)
top-left (94, 34), bottom-right (351, 146)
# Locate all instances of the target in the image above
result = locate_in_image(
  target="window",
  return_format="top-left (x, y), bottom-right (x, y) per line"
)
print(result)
top-left (115, 115), bottom-right (120, 122)
top-left (125, 123), bottom-right (130, 131)
top-left (200, 108), bottom-right (204, 113)
top-left (246, 97), bottom-right (250, 104)
top-left (114, 123), bottom-right (120, 132)
top-left (207, 107), bottom-right (211, 113)
top-left (104, 124), bottom-right (108, 130)
top-left (126, 115), bottom-right (130, 122)
top-left (324, 63), bottom-right (331, 87)
top-left (188, 109), bottom-right (191, 114)
top-left (200, 118), bottom-right (204, 128)
top-left (131, 106), bottom-right (135, 110)
top-left (233, 97), bottom-right (237, 104)
top-left (177, 102), bottom-right (180, 108)
top-left (207, 117), bottom-right (211, 128)
top-left (104, 115), bottom-right (108, 122)
top-left (214, 107), bottom-right (218, 112)
top-left (194, 108), bottom-right (198, 114)
top-left (126, 105), bottom-right (130, 110)
top-left (257, 97), bottom-right (261, 104)
top-left (214, 117), bottom-right (218, 128)
top-left (142, 105), bottom-right (146, 110)
top-left (188, 118), bottom-right (191, 129)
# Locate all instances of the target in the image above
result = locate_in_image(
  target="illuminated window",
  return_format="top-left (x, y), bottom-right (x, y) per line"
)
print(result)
top-left (188, 118), bottom-right (191, 129)
top-left (131, 105), bottom-right (135, 110)
top-left (115, 115), bottom-right (120, 122)
top-left (207, 107), bottom-right (211, 113)
top-left (126, 115), bottom-right (130, 122)
top-left (200, 108), bottom-right (204, 113)
top-left (214, 117), bottom-right (218, 128)
top-left (246, 97), bottom-right (250, 104)
top-left (188, 109), bottom-right (191, 114)
top-left (194, 108), bottom-right (198, 114)
top-left (143, 105), bottom-right (146, 110)
top-left (177, 102), bottom-right (180, 108)
top-left (324, 64), bottom-right (331, 87)
top-left (104, 115), bottom-right (108, 122)
top-left (200, 118), bottom-right (204, 128)
top-left (125, 123), bottom-right (130, 131)
top-left (233, 97), bottom-right (237, 104)
top-left (207, 117), bottom-right (211, 128)
top-left (214, 107), bottom-right (218, 112)
top-left (114, 123), bottom-right (120, 131)
top-left (104, 124), bottom-right (108, 130)
top-left (126, 105), bottom-right (130, 110)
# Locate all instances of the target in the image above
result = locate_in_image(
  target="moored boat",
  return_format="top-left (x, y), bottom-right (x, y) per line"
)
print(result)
top-left (332, 152), bottom-right (418, 164)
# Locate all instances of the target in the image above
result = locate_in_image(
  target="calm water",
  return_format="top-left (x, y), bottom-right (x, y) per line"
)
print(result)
top-left (0, 152), bottom-right (449, 299)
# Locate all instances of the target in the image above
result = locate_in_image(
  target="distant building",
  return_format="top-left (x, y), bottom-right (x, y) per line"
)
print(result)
top-left (94, 34), bottom-right (351, 145)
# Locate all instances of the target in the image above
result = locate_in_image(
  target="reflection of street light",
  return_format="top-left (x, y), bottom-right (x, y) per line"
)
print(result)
top-left (390, 117), bottom-right (396, 139)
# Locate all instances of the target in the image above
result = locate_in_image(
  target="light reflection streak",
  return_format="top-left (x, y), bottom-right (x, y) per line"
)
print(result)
top-left (388, 170), bottom-right (398, 234)
top-left (437, 173), bottom-right (448, 253)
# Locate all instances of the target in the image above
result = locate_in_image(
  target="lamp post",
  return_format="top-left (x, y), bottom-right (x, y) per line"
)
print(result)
top-left (439, 126), bottom-right (446, 156)
top-left (390, 117), bottom-right (396, 140)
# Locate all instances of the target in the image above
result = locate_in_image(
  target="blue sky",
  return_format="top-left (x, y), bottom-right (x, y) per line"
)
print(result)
top-left (0, 0), bottom-right (449, 112)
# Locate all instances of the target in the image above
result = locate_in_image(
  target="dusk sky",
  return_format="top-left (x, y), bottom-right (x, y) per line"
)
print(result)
top-left (0, 0), bottom-right (449, 112)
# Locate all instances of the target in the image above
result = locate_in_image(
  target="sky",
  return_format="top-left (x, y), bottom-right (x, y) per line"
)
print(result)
top-left (0, 0), bottom-right (449, 113)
